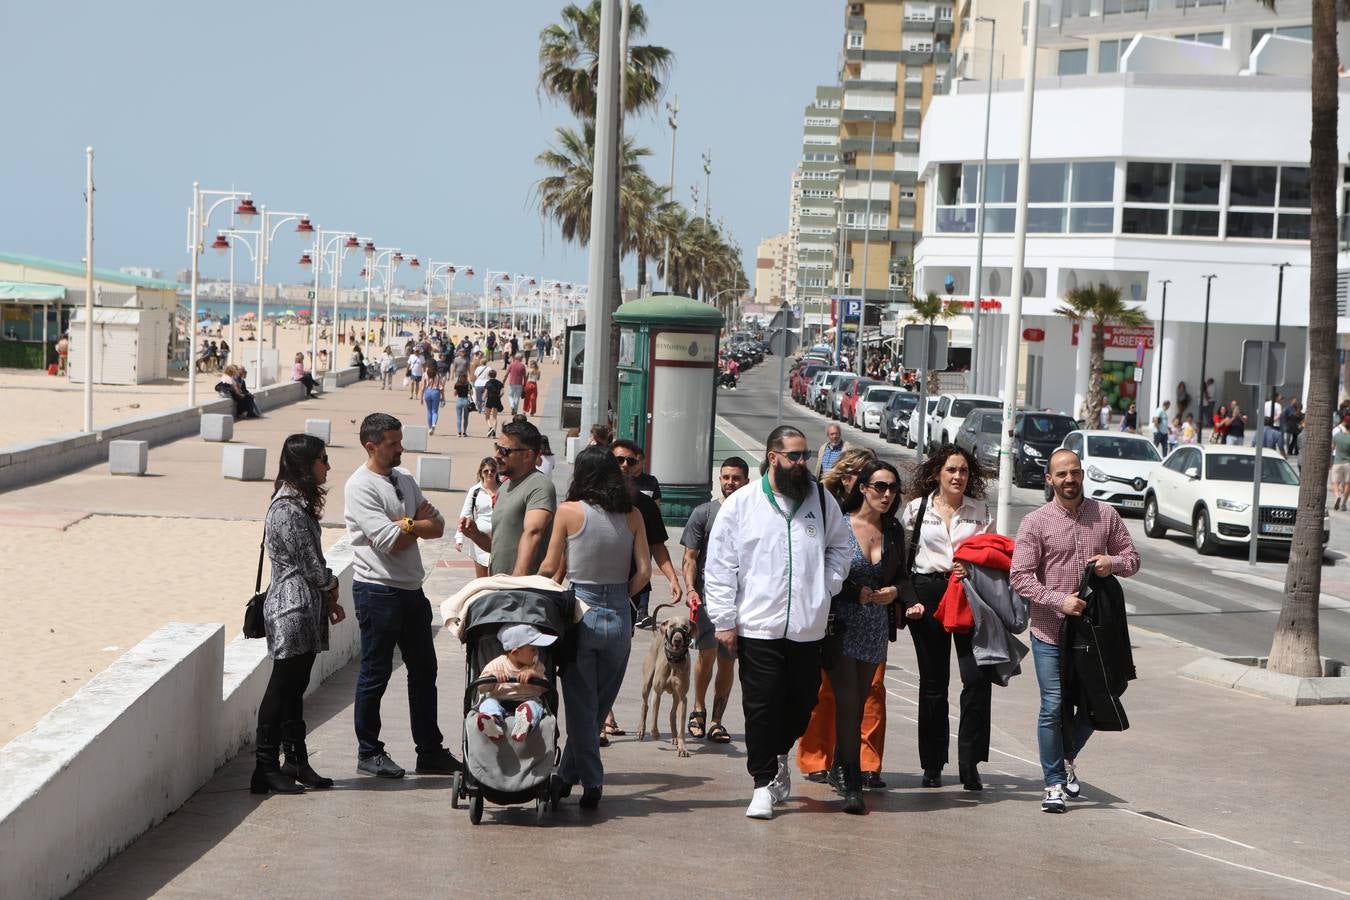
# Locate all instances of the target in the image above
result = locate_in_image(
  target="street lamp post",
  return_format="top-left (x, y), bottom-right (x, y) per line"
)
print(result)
top-left (254, 207), bottom-right (313, 389)
top-left (970, 15), bottom-right (997, 394)
top-left (1154, 278), bottom-right (1170, 415)
top-left (662, 97), bottom-right (679, 290)
top-left (186, 184), bottom-right (256, 406)
top-left (1197, 274), bottom-right (1217, 444)
top-left (309, 229), bottom-right (360, 366)
top-left (426, 262), bottom-right (472, 331)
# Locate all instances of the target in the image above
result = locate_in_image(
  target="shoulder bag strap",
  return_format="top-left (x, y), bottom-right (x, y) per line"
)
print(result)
top-left (907, 494), bottom-right (928, 576)
top-left (254, 538), bottom-right (266, 594)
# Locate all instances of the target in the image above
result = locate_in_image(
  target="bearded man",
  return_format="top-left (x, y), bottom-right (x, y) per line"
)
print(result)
top-left (703, 425), bottom-right (854, 821)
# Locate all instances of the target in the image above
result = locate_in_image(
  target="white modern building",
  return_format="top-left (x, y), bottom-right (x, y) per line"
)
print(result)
top-left (914, 0), bottom-right (1348, 419)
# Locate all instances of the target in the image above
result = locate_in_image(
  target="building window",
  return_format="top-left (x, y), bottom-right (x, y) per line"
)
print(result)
top-left (847, 31), bottom-right (864, 49)
top-left (1121, 207), bottom-right (1169, 235)
top-left (1280, 167), bottom-right (1311, 207)
top-left (1057, 48), bottom-right (1088, 75)
top-left (937, 4), bottom-right (953, 18)
top-left (900, 188), bottom-right (916, 200)
top-left (1173, 163), bottom-right (1220, 205)
top-left (905, 37), bottom-right (934, 52)
top-left (1098, 38), bottom-right (1124, 73)
top-left (937, 158), bottom-right (1113, 235)
top-left (1125, 162), bottom-right (1172, 203)
top-left (1252, 24), bottom-right (1312, 50)
top-left (1230, 165), bottom-right (1277, 206)
top-left (1071, 161), bottom-right (1115, 202)
top-left (1175, 31), bottom-right (1224, 46)
top-left (1227, 211), bottom-right (1274, 239)
top-left (1227, 164), bottom-right (1311, 240)
top-left (1172, 209), bottom-right (1220, 237)
top-left (1070, 207), bottom-right (1115, 233)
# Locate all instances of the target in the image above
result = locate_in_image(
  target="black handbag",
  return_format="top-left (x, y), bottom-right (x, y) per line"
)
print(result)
top-left (243, 538), bottom-right (267, 639)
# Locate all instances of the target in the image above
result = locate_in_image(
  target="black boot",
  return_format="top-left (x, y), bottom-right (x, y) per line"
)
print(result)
top-left (826, 762), bottom-right (845, 796)
top-left (959, 762), bottom-right (983, 792)
top-left (841, 764), bottom-right (866, 815)
top-left (251, 723), bottom-right (304, 795)
top-left (280, 720), bottom-right (333, 789)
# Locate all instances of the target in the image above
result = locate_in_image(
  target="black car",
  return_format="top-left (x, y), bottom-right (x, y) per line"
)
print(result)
top-left (879, 391), bottom-right (920, 443)
top-left (956, 411), bottom-right (1078, 487)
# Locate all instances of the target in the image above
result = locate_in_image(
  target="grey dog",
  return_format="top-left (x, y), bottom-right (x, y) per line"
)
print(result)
top-left (637, 603), bottom-right (692, 758)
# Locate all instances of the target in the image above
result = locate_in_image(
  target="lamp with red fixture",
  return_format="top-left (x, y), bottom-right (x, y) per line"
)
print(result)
top-left (211, 234), bottom-right (230, 256)
top-left (344, 234), bottom-right (361, 251)
top-left (234, 198), bottom-right (258, 223)
top-left (465, 268), bottom-right (474, 278)
top-left (298, 252), bottom-right (314, 267)
top-left (393, 252), bottom-right (404, 264)
top-left (408, 257), bottom-right (420, 269)
top-left (364, 240), bottom-right (376, 258)
top-left (295, 217), bottom-right (316, 236)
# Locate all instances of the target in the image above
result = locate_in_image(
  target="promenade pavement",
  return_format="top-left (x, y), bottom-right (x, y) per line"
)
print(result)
top-left (69, 377), bottom-right (1350, 899)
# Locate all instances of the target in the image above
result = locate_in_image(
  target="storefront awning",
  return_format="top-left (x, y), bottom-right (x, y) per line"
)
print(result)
top-left (0, 282), bottom-right (66, 302)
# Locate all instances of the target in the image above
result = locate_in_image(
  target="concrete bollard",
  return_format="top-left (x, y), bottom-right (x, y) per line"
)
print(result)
top-left (322, 373), bottom-right (339, 392)
top-left (109, 440), bottom-right (148, 476)
top-left (416, 456), bottom-right (452, 491)
top-left (402, 425), bottom-right (429, 452)
top-left (304, 419), bottom-right (331, 445)
top-left (566, 436), bottom-right (581, 464)
top-left (222, 445), bottom-right (267, 481)
top-left (200, 413), bottom-right (234, 442)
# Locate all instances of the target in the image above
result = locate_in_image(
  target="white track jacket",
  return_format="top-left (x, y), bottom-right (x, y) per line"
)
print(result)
top-left (703, 474), bottom-right (853, 642)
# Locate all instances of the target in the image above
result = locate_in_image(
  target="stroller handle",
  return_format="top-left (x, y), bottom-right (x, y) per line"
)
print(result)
top-left (470, 675), bottom-right (550, 690)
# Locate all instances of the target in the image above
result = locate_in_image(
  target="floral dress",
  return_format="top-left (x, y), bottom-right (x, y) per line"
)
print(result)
top-left (838, 514), bottom-right (889, 665)
top-left (262, 485), bottom-right (336, 660)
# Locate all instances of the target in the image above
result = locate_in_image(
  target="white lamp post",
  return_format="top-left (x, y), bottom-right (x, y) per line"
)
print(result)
top-left (251, 207), bottom-right (313, 390)
top-left (426, 262), bottom-right (473, 331)
top-left (186, 185), bottom-right (256, 406)
top-left (306, 228), bottom-right (360, 368)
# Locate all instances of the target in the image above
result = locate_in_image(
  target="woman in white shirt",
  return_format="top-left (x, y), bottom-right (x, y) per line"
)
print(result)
top-left (455, 457), bottom-right (499, 578)
top-left (899, 442), bottom-right (993, 793)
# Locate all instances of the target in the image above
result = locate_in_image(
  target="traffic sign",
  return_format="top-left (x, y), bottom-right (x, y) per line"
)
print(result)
top-left (306, 290), bottom-right (316, 300)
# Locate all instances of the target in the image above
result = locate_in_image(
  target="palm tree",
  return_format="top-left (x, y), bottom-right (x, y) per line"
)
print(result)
top-left (908, 291), bottom-right (962, 393)
top-left (538, 1), bottom-right (674, 121)
top-left (1267, 0), bottom-right (1339, 677)
top-left (1055, 284), bottom-right (1147, 425)
top-left (622, 172), bottom-right (669, 293)
top-left (534, 123), bottom-right (652, 247)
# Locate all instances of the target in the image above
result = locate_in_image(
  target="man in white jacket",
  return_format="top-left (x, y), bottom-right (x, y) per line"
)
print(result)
top-left (703, 425), bottom-right (853, 820)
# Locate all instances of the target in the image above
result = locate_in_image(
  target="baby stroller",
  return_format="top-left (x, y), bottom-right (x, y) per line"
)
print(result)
top-left (451, 585), bottom-right (574, 825)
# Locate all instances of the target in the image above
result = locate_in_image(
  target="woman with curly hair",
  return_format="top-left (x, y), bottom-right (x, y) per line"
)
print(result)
top-left (900, 442), bottom-right (993, 792)
top-left (538, 446), bottom-right (651, 810)
top-left (252, 433), bottom-right (346, 794)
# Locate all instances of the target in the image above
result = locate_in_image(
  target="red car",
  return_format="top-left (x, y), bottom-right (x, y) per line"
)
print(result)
top-left (793, 362), bottom-right (827, 403)
top-left (839, 378), bottom-right (879, 424)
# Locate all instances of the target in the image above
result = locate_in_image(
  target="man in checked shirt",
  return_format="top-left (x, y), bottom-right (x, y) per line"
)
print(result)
top-left (1010, 448), bottom-right (1139, 813)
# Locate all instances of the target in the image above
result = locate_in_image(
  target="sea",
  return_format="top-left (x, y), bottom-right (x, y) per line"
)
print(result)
top-left (186, 299), bottom-right (472, 324)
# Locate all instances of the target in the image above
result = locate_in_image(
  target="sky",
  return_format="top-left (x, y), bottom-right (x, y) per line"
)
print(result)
top-left (0, 0), bottom-right (842, 295)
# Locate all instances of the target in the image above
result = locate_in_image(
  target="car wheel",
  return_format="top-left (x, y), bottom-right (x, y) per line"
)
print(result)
top-left (1193, 507), bottom-right (1218, 555)
top-left (1143, 494), bottom-right (1167, 538)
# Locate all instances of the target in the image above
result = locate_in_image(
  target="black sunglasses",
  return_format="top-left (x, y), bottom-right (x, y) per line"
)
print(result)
top-left (494, 443), bottom-right (529, 456)
top-left (865, 481), bottom-right (899, 494)
top-left (319, 454), bottom-right (330, 465)
top-left (388, 475), bottom-right (403, 502)
top-left (614, 455), bottom-right (640, 466)
top-left (776, 450), bottom-right (809, 462)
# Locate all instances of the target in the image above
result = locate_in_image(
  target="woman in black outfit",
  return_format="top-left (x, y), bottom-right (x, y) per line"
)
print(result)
top-left (899, 443), bottom-right (993, 792)
top-left (251, 434), bottom-right (347, 794)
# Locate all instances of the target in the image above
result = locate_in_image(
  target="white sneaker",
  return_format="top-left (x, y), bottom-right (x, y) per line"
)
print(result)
top-left (510, 705), bottom-right (534, 742)
top-left (746, 786), bottom-right (774, 819)
top-left (477, 712), bottom-right (503, 740)
top-left (768, 753), bottom-right (791, 804)
top-left (1041, 785), bottom-right (1066, 814)
top-left (1064, 762), bottom-right (1081, 799)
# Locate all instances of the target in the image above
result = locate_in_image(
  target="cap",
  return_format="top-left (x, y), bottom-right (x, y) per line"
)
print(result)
top-left (498, 623), bottom-right (557, 652)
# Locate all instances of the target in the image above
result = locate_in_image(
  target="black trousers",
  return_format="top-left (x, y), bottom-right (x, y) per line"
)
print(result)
top-left (257, 652), bottom-right (316, 732)
top-left (909, 574), bottom-right (992, 773)
top-left (737, 636), bottom-right (823, 787)
top-left (827, 654), bottom-right (880, 777)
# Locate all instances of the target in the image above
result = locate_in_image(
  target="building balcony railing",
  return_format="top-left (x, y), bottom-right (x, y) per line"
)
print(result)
top-left (904, 17), bottom-right (937, 31)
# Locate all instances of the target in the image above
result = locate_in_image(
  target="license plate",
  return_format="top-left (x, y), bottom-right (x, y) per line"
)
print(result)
top-left (1261, 523), bottom-right (1295, 535)
top-left (1121, 499), bottom-right (1144, 509)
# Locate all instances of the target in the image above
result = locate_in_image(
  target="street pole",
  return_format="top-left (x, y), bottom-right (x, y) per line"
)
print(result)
top-left (228, 237), bottom-right (237, 359)
top-left (256, 206), bottom-right (267, 391)
top-left (1154, 278), bottom-right (1170, 414)
top-left (1250, 343), bottom-right (1270, 567)
top-left (703, 149), bottom-right (712, 219)
top-left (1197, 274), bottom-right (1216, 444)
top-left (1272, 262), bottom-right (1289, 414)
top-left (970, 16), bottom-right (996, 394)
top-left (311, 236), bottom-right (322, 370)
top-left (188, 181), bottom-right (202, 408)
top-left (856, 117), bottom-right (878, 378)
top-left (995, 0), bottom-right (1041, 535)
top-left (662, 97), bottom-right (678, 290)
top-left (916, 323), bottom-right (930, 463)
top-left (581, 0), bottom-right (622, 434)
top-left (83, 147), bottom-right (95, 431)
top-left (364, 265), bottom-right (373, 350)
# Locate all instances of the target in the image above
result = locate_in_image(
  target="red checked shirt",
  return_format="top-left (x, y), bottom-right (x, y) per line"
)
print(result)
top-left (1010, 498), bottom-right (1140, 644)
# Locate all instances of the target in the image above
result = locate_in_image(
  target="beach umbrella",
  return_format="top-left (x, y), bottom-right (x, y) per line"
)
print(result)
top-left (297, 309), bottom-right (311, 317)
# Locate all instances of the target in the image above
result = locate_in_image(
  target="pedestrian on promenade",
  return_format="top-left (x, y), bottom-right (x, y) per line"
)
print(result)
top-left (1284, 398), bottom-right (1304, 456)
top-left (55, 332), bottom-right (69, 375)
top-left (504, 353), bottom-right (527, 416)
top-left (680, 456), bottom-right (750, 746)
top-left (612, 439), bottom-right (681, 631)
top-left (452, 371), bottom-right (473, 437)
top-left (1175, 381), bottom-right (1191, 419)
top-left (422, 366), bottom-right (445, 436)
top-left (1121, 403), bottom-right (1138, 434)
top-left (1212, 404), bottom-right (1230, 445)
top-left (252, 433), bottom-right (346, 795)
top-left (538, 446), bottom-right (651, 810)
top-left (482, 369), bottom-right (504, 438)
top-left (343, 413), bottom-right (461, 779)
top-left (588, 424), bottom-right (613, 447)
top-left (407, 351), bottom-right (425, 400)
top-left (1225, 401), bottom-right (1248, 446)
top-left (1151, 400), bottom-right (1171, 456)
top-left (538, 435), bottom-right (556, 478)
top-left (292, 353), bottom-right (319, 399)
top-left (351, 343), bottom-right (368, 381)
top-left (703, 425), bottom-right (854, 820)
top-left (819, 448), bottom-right (875, 503)
top-left (523, 360), bottom-right (540, 416)
top-left (815, 424), bottom-right (849, 479)
top-left (900, 443), bottom-right (994, 792)
top-left (1262, 393), bottom-right (1285, 453)
top-left (379, 347), bottom-right (395, 390)
top-left (456, 456), bottom-right (499, 578)
top-left (472, 354), bottom-right (490, 411)
top-left (1332, 415), bottom-right (1350, 511)
top-left (1010, 448), bottom-right (1139, 813)
top-left (460, 420), bottom-right (556, 575)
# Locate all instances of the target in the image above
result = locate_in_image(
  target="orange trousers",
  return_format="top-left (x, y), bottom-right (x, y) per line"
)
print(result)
top-left (796, 663), bottom-right (887, 774)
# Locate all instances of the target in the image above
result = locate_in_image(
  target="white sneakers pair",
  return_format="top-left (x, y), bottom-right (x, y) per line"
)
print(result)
top-left (746, 754), bottom-right (792, 819)
top-left (476, 707), bottom-right (534, 743)
top-left (1042, 762), bottom-right (1082, 814)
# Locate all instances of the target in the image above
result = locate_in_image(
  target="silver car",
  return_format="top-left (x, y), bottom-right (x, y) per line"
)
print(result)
top-left (855, 386), bottom-right (900, 432)
top-left (810, 370), bottom-right (847, 411)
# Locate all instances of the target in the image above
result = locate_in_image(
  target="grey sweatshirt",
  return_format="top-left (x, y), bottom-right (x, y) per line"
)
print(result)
top-left (344, 464), bottom-right (427, 590)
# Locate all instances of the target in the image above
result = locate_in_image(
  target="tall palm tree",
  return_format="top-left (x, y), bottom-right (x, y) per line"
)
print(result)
top-left (622, 172), bottom-right (668, 293)
top-left (908, 291), bottom-right (962, 393)
top-left (1267, 0), bottom-right (1340, 676)
top-left (534, 123), bottom-right (652, 247)
top-left (1056, 284), bottom-right (1147, 424)
top-left (538, 1), bottom-right (674, 121)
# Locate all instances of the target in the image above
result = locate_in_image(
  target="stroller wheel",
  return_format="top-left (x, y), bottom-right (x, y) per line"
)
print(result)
top-left (450, 772), bottom-right (462, 809)
top-left (536, 797), bottom-right (548, 826)
top-left (469, 792), bottom-right (484, 825)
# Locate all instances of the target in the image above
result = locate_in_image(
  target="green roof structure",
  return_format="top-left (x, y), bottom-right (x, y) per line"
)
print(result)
top-left (0, 252), bottom-right (185, 291)
top-left (613, 294), bottom-right (725, 327)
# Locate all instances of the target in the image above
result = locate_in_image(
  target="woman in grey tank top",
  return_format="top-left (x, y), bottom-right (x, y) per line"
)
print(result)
top-left (538, 447), bottom-right (650, 810)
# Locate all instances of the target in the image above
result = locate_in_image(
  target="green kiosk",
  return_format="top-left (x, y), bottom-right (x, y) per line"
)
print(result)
top-left (613, 295), bottom-right (724, 527)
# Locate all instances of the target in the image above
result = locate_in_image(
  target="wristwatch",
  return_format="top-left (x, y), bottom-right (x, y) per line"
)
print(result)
top-left (400, 517), bottom-right (415, 535)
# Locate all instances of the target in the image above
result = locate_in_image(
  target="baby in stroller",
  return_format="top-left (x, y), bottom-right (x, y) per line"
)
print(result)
top-left (476, 624), bottom-right (555, 742)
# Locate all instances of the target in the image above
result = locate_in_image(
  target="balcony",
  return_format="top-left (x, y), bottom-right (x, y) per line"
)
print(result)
top-left (900, 49), bottom-right (934, 64)
top-left (935, 18), bottom-right (954, 35)
top-left (904, 80), bottom-right (924, 98)
top-left (842, 109), bottom-right (896, 123)
top-left (843, 79), bottom-right (898, 91)
top-left (902, 109), bottom-right (922, 127)
top-left (904, 16), bottom-right (937, 31)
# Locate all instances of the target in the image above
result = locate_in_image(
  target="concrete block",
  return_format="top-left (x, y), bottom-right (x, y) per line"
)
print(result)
top-left (222, 445), bottom-right (267, 481)
top-left (322, 372), bottom-right (340, 392)
top-left (108, 440), bottom-right (148, 476)
top-left (566, 436), bottom-right (581, 463)
top-left (305, 419), bottom-right (331, 445)
top-left (402, 425), bottom-right (429, 453)
top-left (200, 413), bottom-right (234, 442)
top-left (416, 455), bottom-right (452, 491)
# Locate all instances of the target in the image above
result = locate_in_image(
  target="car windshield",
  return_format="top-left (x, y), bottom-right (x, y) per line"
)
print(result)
top-left (1085, 436), bottom-right (1161, 462)
top-left (1021, 415), bottom-right (1076, 443)
top-left (889, 393), bottom-right (918, 411)
top-left (1205, 453), bottom-right (1300, 485)
top-left (866, 388), bottom-right (898, 403)
top-left (980, 415), bottom-right (1003, 434)
top-left (951, 399), bottom-right (1001, 417)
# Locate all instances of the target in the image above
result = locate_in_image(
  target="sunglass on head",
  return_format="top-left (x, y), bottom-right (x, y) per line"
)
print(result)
top-left (776, 450), bottom-right (809, 462)
top-left (494, 443), bottom-right (528, 456)
top-left (865, 481), bottom-right (899, 494)
top-left (388, 475), bottom-right (404, 502)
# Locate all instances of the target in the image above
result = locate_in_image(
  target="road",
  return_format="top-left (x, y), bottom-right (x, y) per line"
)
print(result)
top-left (717, 358), bottom-right (1350, 663)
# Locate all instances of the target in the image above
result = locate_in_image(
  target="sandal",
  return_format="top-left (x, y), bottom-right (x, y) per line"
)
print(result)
top-left (599, 732), bottom-right (610, 748)
top-left (602, 719), bottom-right (625, 737)
top-left (687, 710), bottom-right (707, 739)
top-left (707, 722), bottom-right (731, 744)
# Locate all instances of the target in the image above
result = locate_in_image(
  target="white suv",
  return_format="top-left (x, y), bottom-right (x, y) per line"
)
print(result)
top-left (927, 393), bottom-right (1002, 453)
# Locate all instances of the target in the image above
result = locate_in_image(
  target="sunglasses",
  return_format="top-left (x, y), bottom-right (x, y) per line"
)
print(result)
top-left (494, 443), bottom-right (529, 456)
top-left (614, 455), bottom-right (640, 467)
top-left (865, 481), bottom-right (899, 494)
top-left (388, 475), bottom-right (404, 502)
top-left (775, 450), bottom-right (809, 462)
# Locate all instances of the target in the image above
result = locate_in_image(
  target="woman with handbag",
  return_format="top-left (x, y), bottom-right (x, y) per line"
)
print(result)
top-left (900, 443), bottom-right (993, 792)
top-left (455, 456), bottom-right (499, 578)
top-left (251, 433), bottom-right (346, 795)
top-left (823, 459), bottom-right (911, 814)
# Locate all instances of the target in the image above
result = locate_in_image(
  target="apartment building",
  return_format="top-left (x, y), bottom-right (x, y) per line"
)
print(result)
top-left (755, 233), bottom-right (792, 306)
top-left (792, 85), bottom-right (844, 340)
top-left (785, 167), bottom-right (803, 306)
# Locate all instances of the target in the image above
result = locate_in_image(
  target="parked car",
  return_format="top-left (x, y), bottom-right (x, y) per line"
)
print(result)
top-left (792, 363), bottom-right (827, 403)
top-left (954, 409), bottom-right (1006, 472)
top-left (1143, 444), bottom-right (1329, 555)
top-left (1049, 430), bottom-right (1161, 511)
top-left (927, 393), bottom-right (1002, 453)
top-left (1011, 412), bottom-right (1079, 487)
top-left (879, 391), bottom-right (920, 443)
top-left (903, 397), bottom-right (941, 449)
top-left (840, 378), bottom-right (879, 425)
top-left (829, 376), bottom-right (859, 420)
top-left (855, 385), bottom-right (901, 432)
top-left (810, 370), bottom-right (848, 411)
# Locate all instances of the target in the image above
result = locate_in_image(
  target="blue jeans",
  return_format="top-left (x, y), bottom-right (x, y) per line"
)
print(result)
top-left (558, 583), bottom-right (632, 788)
top-left (507, 383), bottom-right (523, 412)
top-left (352, 582), bottom-right (443, 758)
top-left (424, 388), bottom-right (441, 428)
top-left (1032, 636), bottom-right (1093, 787)
top-left (455, 397), bottom-right (471, 434)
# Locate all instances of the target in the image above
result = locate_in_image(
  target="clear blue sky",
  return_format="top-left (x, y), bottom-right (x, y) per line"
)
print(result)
top-left (0, 0), bottom-right (841, 293)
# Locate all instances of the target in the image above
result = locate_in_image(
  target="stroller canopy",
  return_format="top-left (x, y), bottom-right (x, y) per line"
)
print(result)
top-left (459, 587), bottom-right (574, 645)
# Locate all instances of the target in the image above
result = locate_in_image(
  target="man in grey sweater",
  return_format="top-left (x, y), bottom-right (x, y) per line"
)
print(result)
top-left (344, 412), bottom-right (460, 779)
